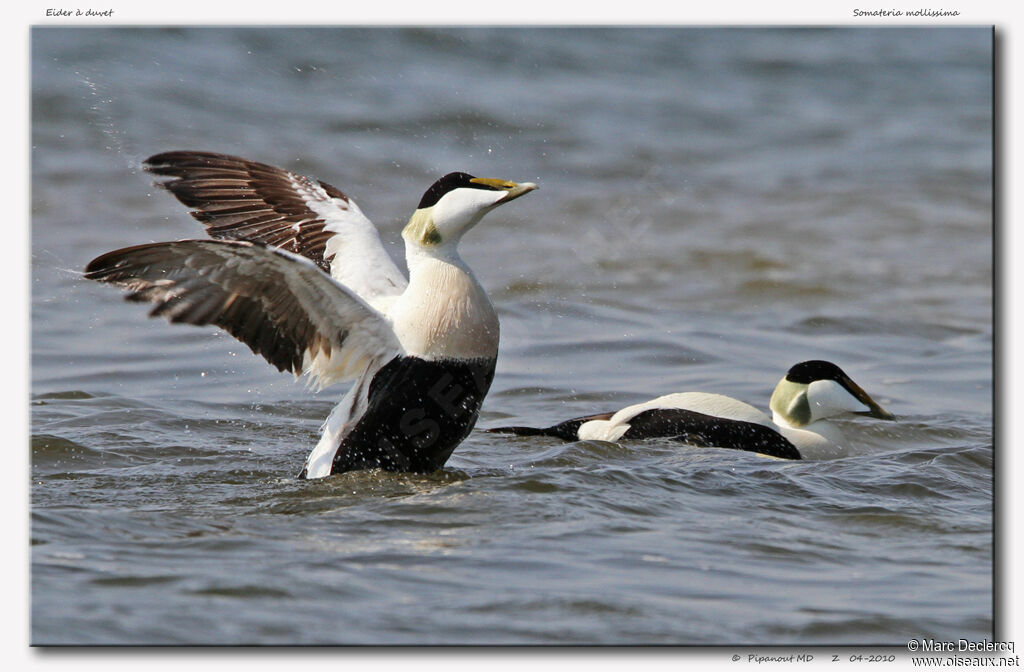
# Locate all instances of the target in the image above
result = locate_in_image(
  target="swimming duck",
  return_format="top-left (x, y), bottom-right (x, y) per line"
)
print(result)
top-left (489, 360), bottom-right (894, 460)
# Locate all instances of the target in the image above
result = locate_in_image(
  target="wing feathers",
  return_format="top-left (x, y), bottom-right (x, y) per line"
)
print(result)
top-left (85, 239), bottom-right (402, 389)
top-left (143, 151), bottom-right (408, 306)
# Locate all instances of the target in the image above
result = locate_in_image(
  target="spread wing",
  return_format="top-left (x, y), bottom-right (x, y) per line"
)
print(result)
top-left (143, 151), bottom-right (408, 307)
top-left (84, 239), bottom-right (403, 390)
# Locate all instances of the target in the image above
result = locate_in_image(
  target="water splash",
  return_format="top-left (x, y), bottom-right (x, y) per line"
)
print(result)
top-left (74, 69), bottom-right (145, 173)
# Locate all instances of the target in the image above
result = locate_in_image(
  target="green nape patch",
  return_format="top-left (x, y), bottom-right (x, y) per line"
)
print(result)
top-left (403, 210), bottom-right (441, 245)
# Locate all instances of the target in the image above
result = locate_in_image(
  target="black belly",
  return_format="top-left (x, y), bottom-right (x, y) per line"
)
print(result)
top-left (327, 356), bottom-right (497, 475)
top-left (621, 408), bottom-right (802, 460)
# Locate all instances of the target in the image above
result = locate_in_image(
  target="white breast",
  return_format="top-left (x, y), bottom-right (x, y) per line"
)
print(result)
top-left (389, 253), bottom-right (499, 361)
top-left (775, 421), bottom-right (848, 460)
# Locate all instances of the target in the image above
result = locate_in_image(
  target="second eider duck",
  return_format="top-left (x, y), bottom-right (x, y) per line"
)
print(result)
top-left (489, 360), bottom-right (894, 460)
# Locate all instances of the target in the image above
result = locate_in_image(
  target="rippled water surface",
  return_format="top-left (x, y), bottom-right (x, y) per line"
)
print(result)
top-left (31, 27), bottom-right (992, 645)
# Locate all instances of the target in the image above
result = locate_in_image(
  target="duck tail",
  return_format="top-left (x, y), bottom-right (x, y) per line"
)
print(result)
top-left (487, 425), bottom-right (562, 437)
top-left (487, 412), bottom-right (615, 442)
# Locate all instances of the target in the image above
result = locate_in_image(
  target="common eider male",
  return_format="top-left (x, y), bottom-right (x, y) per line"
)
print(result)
top-left (489, 360), bottom-right (894, 460)
top-left (85, 151), bottom-right (537, 479)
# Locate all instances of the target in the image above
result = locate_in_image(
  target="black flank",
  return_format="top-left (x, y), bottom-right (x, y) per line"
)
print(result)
top-left (622, 408), bottom-right (802, 460)
top-left (328, 356), bottom-right (497, 475)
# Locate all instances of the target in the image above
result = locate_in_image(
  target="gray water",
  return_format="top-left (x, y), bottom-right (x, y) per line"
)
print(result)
top-left (31, 27), bottom-right (993, 645)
